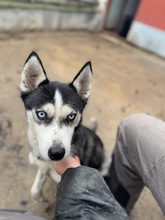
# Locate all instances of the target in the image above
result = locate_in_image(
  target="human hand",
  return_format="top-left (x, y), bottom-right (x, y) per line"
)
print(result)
top-left (53, 156), bottom-right (80, 175)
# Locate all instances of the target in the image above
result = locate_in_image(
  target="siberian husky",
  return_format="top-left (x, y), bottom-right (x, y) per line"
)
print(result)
top-left (20, 51), bottom-right (110, 204)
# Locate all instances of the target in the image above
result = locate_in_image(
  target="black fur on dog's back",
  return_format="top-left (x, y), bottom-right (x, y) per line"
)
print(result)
top-left (71, 125), bottom-right (104, 170)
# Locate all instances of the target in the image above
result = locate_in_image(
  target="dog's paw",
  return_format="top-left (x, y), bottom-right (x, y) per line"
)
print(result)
top-left (32, 194), bottom-right (50, 210)
top-left (39, 199), bottom-right (50, 211)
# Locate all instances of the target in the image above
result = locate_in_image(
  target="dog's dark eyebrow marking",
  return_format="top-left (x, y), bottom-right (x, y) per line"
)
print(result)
top-left (55, 83), bottom-right (85, 112)
top-left (21, 83), bottom-right (55, 110)
top-left (21, 81), bottom-right (85, 112)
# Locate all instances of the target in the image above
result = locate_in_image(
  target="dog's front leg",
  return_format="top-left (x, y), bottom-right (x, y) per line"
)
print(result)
top-left (29, 152), bottom-right (49, 205)
top-left (31, 168), bottom-right (48, 204)
top-left (30, 168), bottom-right (47, 202)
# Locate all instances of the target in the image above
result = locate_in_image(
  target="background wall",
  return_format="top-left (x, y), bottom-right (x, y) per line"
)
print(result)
top-left (127, 0), bottom-right (165, 58)
top-left (135, 0), bottom-right (165, 31)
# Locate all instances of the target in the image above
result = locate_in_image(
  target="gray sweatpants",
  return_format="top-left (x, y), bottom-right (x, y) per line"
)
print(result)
top-left (113, 113), bottom-right (165, 214)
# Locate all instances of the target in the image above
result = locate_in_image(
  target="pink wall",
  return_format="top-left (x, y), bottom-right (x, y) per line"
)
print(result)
top-left (135, 0), bottom-right (165, 31)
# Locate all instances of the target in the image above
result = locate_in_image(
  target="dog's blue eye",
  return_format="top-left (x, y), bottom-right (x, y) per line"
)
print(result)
top-left (67, 113), bottom-right (76, 122)
top-left (37, 111), bottom-right (46, 119)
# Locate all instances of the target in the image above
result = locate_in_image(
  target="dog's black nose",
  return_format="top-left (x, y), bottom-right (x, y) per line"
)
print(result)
top-left (48, 146), bottom-right (65, 161)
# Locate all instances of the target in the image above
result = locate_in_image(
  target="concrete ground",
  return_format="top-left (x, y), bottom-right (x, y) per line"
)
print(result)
top-left (0, 31), bottom-right (165, 220)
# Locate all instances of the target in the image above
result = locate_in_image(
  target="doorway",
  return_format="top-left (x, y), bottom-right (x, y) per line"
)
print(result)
top-left (104, 0), bottom-right (141, 37)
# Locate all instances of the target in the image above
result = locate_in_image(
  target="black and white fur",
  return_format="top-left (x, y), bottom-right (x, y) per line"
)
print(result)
top-left (20, 52), bottom-right (110, 204)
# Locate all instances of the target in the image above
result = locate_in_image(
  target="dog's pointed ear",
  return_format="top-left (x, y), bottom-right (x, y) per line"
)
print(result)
top-left (20, 51), bottom-right (48, 93)
top-left (70, 62), bottom-right (93, 102)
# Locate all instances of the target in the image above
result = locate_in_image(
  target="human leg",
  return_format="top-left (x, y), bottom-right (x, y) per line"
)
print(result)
top-left (106, 113), bottom-right (165, 214)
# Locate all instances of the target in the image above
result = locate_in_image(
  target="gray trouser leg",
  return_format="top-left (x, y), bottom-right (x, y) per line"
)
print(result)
top-left (113, 113), bottom-right (165, 214)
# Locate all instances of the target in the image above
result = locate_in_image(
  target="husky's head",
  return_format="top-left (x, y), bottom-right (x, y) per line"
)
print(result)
top-left (20, 52), bottom-right (93, 161)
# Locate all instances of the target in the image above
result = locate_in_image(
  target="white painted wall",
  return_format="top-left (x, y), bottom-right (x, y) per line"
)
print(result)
top-left (127, 21), bottom-right (165, 58)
